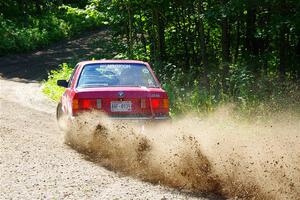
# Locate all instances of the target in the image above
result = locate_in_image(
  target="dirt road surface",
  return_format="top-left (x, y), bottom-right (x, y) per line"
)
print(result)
top-left (0, 30), bottom-right (219, 199)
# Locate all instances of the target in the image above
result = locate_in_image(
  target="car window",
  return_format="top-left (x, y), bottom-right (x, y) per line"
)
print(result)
top-left (68, 64), bottom-right (79, 87)
top-left (77, 63), bottom-right (159, 88)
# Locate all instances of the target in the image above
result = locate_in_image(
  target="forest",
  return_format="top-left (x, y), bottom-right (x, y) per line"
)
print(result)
top-left (1, 0), bottom-right (299, 115)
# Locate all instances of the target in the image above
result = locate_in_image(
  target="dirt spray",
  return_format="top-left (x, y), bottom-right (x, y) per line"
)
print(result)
top-left (62, 107), bottom-right (300, 199)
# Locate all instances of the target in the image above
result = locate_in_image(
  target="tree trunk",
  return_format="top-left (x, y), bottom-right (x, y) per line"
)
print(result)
top-left (35, 0), bottom-right (42, 16)
top-left (196, 3), bottom-right (208, 65)
top-left (221, 16), bottom-right (230, 63)
top-left (181, 7), bottom-right (190, 68)
top-left (296, 40), bottom-right (300, 78)
top-left (127, 6), bottom-right (133, 59)
top-left (279, 24), bottom-right (288, 80)
top-left (220, 0), bottom-right (230, 91)
top-left (234, 19), bottom-right (240, 62)
top-left (156, 9), bottom-right (166, 62)
top-left (138, 13), bottom-right (147, 56)
top-left (199, 1), bottom-right (209, 88)
top-left (245, 5), bottom-right (256, 55)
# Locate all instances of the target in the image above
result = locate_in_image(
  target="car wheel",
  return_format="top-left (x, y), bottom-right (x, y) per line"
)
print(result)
top-left (56, 103), bottom-right (63, 121)
top-left (56, 103), bottom-right (67, 131)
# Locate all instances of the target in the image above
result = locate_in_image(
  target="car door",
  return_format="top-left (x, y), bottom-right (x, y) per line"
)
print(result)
top-left (62, 64), bottom-right (79, 116)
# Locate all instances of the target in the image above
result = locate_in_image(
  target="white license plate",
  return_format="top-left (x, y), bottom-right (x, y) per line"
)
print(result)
top-left (111, 101), bottom-right (132, 112)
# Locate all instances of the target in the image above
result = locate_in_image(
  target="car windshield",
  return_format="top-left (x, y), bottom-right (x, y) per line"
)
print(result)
top-left (77, 63), bottom-right (159, 88)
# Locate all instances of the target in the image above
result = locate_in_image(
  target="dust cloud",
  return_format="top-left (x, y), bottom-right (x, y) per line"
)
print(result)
top-left (62, 107), bottom-right (300, 199)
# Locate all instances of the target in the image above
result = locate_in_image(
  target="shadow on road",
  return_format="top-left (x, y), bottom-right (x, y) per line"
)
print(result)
top-left (0, 28), bottom-right (113, 81)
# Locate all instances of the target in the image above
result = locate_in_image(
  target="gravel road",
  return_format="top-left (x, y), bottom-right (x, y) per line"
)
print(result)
top-left (0, 79), bottom-right (220, 200)
top-left (0, 30), bottom-right (220, 200)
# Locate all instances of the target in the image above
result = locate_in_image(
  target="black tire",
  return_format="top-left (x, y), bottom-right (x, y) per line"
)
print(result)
top-left (56, 103), bottom-right (63, 121)
top-left (56, 103), bottom-right (67, 131)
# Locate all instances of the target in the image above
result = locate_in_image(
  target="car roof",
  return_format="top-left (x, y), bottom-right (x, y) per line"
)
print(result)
top-left (77, 59), bottom-right (148, 66)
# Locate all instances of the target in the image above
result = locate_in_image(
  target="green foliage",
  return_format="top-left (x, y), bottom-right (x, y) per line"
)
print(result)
top-left (0, 14), bottom-right (69, 54)
top-left (0, 4), bottom-right (105, 55)
top-left (42, 63), bottom-right (73, 101)
top-left (227, 64), bottom-right (255, 102)
top-left (59, 5), bottom-right (106, 30)
top-left (94, 0), bottom-right (299, 78)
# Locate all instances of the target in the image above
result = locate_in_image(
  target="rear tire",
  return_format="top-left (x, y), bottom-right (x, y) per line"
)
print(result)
top-left (56, 103), bottom-right (63, 121)
top-left (56, 103), bottom-right (66, 131)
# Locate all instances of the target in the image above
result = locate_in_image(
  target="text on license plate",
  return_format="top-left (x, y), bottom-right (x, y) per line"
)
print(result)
top-left (111, 101), bottom-right (132, 112)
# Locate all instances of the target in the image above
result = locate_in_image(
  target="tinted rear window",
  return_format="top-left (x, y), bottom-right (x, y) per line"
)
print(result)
top-left (77, 63), bottom-right (159, 88)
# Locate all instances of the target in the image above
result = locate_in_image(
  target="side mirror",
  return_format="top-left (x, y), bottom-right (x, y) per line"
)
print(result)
top-left (57, 80), bottom-right (68, 88)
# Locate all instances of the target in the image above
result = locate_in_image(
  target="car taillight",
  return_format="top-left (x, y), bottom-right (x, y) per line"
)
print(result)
top-left (151, 99), bottom-right (160, 109)
top-left (162, 99), bottom-right (169, 109)
top-left (73, 98), bottom-right (101, 112)
top-left (81, 99), bottom-right (92, 109)
top-left (151, 98), bottom-right (169, 109)
top-left (72, 99), bottom-right (79, 110)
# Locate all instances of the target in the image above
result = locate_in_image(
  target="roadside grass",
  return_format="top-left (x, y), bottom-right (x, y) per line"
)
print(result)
top-left (42, 63), bottom-right (73, 101)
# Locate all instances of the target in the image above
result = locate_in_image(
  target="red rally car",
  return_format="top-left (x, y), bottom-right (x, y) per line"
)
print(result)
top-left (56, 60), bottom-right (170, 123)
